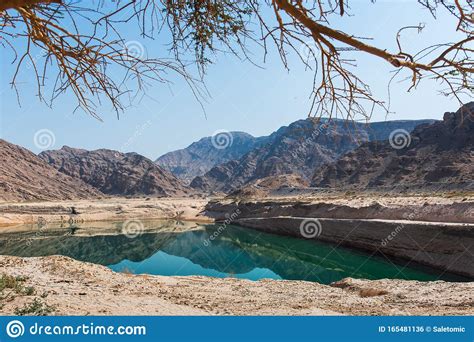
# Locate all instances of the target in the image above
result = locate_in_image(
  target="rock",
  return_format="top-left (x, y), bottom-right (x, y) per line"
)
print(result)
top-left (0, 139), bottom-right (102, 202)
top-left (204, 198), bottom-right (474, 278)
top-left (311, 102), bottom-right (474, 191)
top-left (189, 118), bottom-right (434, 193)
top-left (156, 132), bottom-right (269, 184)
top-left (39, 146), bottom-right (191, 197)
top-left (228, 174), bottom-right (309, 198)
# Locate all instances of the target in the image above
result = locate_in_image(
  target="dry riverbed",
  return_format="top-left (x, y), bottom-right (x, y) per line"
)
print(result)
top-left (0, 197), bottom-right (211, 227)
top-left (0, 255), bottom-right (473, 316)
top-left (0, 193), bottom-right (472, 227)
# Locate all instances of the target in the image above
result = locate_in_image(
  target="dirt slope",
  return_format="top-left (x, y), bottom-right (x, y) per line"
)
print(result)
top-left (0, 139), bottom-right (102, 202)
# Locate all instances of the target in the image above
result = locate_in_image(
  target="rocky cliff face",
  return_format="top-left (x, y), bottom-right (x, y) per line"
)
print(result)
top-left (156, 132), bottom-right (268, 183)
top-left (204, 198), bottom-right (474, 278)
top-left (0, 140), bottom-right (102, 202)
top-left (190, 119), bottom-right (434, 193)
top-left (40, 147), bottom-right (191, 197)
top-left (311, 103), bottom-right (474, 191)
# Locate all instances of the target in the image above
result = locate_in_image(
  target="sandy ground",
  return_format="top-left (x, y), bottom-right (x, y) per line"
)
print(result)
top-left (263, 192), bottom-right (474, 206)
top-left (0, 193), bottom-right (472, 227)
top-left (0, 197), bottom-right (211, 227)
top-left (0, 255), bottom-right (473, 316)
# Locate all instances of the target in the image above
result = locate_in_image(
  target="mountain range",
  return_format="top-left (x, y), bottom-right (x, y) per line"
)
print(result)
top-left (0, 139), bottom-right (102, 202)
top-left (311, 103), bottom-right (474, 191)
top-left (188, 119), bottom-right (434, 193)
top-left (156, 132), bottom-right (268, 183)
top-left (0, 103), bottom-right (472, 202)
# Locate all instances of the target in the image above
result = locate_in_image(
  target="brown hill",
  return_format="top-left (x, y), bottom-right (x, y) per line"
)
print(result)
top-left (311, 103), bottom-right (474, 191)
top-left (0, 139), bottom-right (102, 202)
top-left (40, 147), bottom-right (191, 197)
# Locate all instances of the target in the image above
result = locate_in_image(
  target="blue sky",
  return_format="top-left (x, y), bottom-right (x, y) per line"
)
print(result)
top-left (0, 1), bottom-right (466, 159)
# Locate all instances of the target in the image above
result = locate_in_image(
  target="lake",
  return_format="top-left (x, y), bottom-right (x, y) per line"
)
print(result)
top-left (0, 220), bottom-right (467, 284)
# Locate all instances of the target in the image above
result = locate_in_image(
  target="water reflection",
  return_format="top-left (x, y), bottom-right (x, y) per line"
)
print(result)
top-left (0, 221), bottom-right (467, 284)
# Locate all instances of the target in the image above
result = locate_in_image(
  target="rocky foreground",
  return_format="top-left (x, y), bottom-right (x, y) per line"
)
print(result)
top-left (0, 255), bottom-right (473, 316)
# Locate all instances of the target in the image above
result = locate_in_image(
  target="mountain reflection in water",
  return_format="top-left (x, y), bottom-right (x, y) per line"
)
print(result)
top-left (0, 221), bottom-right (467, 284)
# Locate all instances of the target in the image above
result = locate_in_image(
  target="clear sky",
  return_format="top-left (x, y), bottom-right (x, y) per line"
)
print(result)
top-left (0, 1), bottom-right (467, 160)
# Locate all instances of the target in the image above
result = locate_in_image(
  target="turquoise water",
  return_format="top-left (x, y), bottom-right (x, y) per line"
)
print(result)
top-left (110, 251), bottom-right (282, 281)
top-left (0, 222), bottom-right (467, 284)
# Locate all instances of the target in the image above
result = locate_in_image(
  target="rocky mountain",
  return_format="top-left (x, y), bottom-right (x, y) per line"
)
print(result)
top-left (40, 147), bottom-right (190, 197)
top-left (0, 139), bottom-right (102, 202)
top-left (311, 103), bottom-right (474, 191)
top-left (190, 118), bottom-right (434, 193)
top-left (156, 132), bottom-right (268, 183)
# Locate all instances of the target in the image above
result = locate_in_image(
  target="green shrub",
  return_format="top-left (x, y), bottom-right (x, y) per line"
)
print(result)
top-left (14, 298), bottom-right (55, 316)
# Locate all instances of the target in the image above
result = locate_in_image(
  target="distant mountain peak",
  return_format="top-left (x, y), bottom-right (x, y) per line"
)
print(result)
top-left (155, 131), bottom-right (269, 184)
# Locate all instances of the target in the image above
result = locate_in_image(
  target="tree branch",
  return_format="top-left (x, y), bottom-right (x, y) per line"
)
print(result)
top-left (0, 0), bottom-right (61, 11)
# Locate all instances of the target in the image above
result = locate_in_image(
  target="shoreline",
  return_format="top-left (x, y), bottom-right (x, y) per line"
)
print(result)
top-left (1, 195), bottom-right (473, 278)
top-left (1, 193), bottom-right (472, 225)
top-left (205, 196), bottom-right (474, 278)
top-left (0, 255), bottom-right (473, 316)
top-left (0, 197), bottom-right (213, 227)
top-left (0, 194), bottom-right (474, 300)
top-left (240, 217), bottom-right (474, 278)
top-left (0, 194), bottom-right (472, 316)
